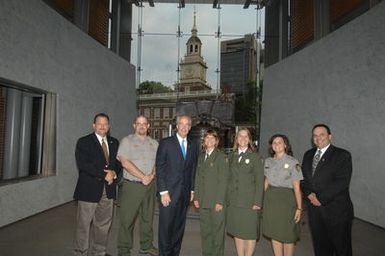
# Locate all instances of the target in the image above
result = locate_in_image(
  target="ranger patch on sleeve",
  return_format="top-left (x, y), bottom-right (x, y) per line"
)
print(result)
top-left (295, 164), bottom-right (301, 172)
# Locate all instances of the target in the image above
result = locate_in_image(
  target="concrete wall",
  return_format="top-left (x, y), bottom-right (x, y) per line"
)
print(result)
top-left (260, 2), bottom-right (385, 227)
top-left (0, 0), bottom-right (136, 227)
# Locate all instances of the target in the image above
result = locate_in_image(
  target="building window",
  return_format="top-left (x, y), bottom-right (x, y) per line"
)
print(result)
top-left (163, 107), bottom-right (170, 119)
top-left (154, 108), bottom-right (160, 119)
top-left (153, 129), bottom-right (160, 141)
top-left (195, 45), bottom-right (198, 52)
top-left (143, 108), bottom-right (150, 118)
top-left (0, 81), bottom-right (57, 183)
top-left (171, 107), bottom-right (176, 118)
top-left (162, 129), bottom-right (169, 138)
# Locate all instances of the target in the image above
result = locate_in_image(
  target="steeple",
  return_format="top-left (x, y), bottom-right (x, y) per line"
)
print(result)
top-left (191, 8), bottom-right (197, 36)
top-left (178, 10), bottom-right (210, 92)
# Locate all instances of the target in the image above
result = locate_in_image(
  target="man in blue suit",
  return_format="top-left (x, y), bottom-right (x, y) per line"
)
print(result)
top-left (156, 115), bottom-right (198, 256)
top-left (73, 113), bottom-right (121, 256)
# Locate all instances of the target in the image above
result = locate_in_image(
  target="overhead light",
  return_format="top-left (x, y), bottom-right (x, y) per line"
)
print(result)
top-left (213, 0), bottom-right (219, 8)
top-left (243, 0), bottom-right (252, 9)
top-left (132, 0), bottom-right (140, 6)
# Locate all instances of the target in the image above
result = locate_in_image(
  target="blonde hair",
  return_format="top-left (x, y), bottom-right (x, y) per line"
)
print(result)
top-left (233, 127), bottom-right (255, 152)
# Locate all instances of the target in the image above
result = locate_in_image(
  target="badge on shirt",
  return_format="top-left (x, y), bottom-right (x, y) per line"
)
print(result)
top-left (295, 164), bottom-right (301, 172)
top-left (284, 163), bottom-right (289, 169)
top-left (245, 159), bottom-right (250, 164)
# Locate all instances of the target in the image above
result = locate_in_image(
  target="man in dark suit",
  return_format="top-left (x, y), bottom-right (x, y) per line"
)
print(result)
top-left (73, 113), bottom-right (121, 256)
top-left (301, 124), bottom-right (353, 256)
top-left (156, 115), bottom-right (198, 256)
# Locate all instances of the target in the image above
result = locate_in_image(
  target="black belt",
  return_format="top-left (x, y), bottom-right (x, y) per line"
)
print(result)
top-left (125, 179), bottom-right (142, 184)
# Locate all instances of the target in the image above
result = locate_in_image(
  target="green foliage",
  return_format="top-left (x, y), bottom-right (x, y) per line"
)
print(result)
top-left (234, 80), bottom-right (262, 124)
top-left (138, 80), bottom-right (173, 94)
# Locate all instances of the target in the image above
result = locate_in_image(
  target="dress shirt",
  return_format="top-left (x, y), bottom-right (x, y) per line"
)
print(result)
top-left (317, 143), bottom-right (330, 159)
top-left (95, 133), bottom-right (109, 153)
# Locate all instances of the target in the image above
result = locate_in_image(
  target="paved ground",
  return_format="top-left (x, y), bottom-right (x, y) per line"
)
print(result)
top-left (0, 201), bottom-right (384, 255)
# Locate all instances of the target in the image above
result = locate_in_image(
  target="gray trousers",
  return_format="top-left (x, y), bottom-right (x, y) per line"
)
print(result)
top-left (74, 191), bottom-right (114, 256)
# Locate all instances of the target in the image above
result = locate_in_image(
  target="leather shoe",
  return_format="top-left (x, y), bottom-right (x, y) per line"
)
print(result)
top-left (139, 247), bottom-right (159, 255)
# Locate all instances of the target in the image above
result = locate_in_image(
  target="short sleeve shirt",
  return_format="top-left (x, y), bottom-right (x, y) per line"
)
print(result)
top-left (264, 154), bottom-right (303, 188)
top-left (117, 134), bottom-right (158, 181)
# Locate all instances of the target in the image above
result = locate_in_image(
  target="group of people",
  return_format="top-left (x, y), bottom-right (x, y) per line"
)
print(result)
top-left (73, 113), bottom-right (353, 256)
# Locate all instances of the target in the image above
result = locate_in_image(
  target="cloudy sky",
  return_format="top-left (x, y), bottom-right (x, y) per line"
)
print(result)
top-left (130, 3), bottom-right (265, 89)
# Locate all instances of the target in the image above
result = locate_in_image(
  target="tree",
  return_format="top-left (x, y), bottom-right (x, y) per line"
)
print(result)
top-left (234, 80), bottom-right (262, 124)
top-left (138, 80), bottom-right (173, 94)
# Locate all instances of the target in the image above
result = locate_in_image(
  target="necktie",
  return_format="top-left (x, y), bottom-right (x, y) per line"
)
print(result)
top-left (181, 139), bottom-right (186, 159)
top-left (238, 152), bottom-right (244, 163)
top-left (312, 149), bottom-right (321, 176)
top-left (101, 138), bottom-right (109, 164)
top-left (204, 153), bottom-right (209, 162)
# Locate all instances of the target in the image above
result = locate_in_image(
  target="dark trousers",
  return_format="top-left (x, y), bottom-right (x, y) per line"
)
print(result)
top-left (158, 201), bottom-right (188, 256)
top-left (308, 207), bottom-right (353, 256)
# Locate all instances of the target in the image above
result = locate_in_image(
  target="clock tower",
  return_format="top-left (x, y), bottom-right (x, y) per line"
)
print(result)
top-left (178, 12), bottom-right (211, 92)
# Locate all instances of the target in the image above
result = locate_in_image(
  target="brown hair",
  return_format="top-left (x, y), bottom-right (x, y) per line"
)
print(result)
top-left (268, 134), bottom-right (293, 157)
top-left (202, 129), bottom-right (219, 151)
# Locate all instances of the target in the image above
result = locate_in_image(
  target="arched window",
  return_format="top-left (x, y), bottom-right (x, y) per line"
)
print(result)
top-left (190, 45), bottom-right (193, 53)
top-left (195, 45), bottom-right (198, 52)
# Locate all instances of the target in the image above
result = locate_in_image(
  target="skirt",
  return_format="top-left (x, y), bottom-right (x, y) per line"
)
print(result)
top-left (227, 205), bottom-right (261, 240)
top-left (262, 186), bottom-right (300, 243)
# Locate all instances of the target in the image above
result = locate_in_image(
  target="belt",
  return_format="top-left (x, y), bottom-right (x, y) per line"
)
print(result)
top-left (125, 179), bottom-right (142, 184)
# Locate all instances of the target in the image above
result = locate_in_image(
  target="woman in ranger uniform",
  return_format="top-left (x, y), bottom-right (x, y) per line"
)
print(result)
top-left (262, 134), bottom-right (303, 256)
top-left (226, 128), bottom-right (264, 256)
top-left (193, 129), bottom-right (229, 256)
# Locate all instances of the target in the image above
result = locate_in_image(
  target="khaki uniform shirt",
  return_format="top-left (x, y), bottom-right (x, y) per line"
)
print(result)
top-left (117, 134), bottom-right (158, 181)
top-left (264, 154), bottom-right (303, 188)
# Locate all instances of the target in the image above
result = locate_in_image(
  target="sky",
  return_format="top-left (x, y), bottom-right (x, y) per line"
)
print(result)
top-left (130, 3), bottom-right (265, 89)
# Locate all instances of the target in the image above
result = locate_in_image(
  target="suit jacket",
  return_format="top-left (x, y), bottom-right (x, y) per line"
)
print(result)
top-left (74, 133), bottom-right (121, 202)
top-left (227, 150), bottom-right (264, 208)
top-left (194, 150), bottom-right (229, 208)
top-left (301, 145), bottom-right (354, 221)
top-left (156, 135), bottom-right (198, 207)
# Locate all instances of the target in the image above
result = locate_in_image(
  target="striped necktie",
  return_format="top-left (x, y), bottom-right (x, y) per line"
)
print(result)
top-left (312, 149), bottom-right (321, 176)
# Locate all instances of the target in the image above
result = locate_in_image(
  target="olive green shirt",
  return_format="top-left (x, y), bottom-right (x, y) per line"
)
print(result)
top-left (194, 149), bottom-right (229, 208)
top-left (227, 150), bottom-right (264, 208)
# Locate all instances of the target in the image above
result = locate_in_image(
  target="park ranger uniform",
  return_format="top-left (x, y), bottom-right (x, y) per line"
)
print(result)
top-left (194, 149), bottom-right (229, 256)
top-left (117, 134), bottom-right (158, 256)
top-left (262, 153), bottom-right (303, 243)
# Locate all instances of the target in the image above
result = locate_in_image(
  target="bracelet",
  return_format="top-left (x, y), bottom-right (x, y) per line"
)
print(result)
top-left (296, 208), bottom-right (303, 211)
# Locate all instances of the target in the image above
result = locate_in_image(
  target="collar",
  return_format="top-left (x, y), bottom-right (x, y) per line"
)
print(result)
top-left (317, 144), bottom-right (331, 157)
top-left (238, 148), bottom-right (247, 155)
top-left (176, 133), bottom-right (187, 144)
top-left (206, 148), bottom-right (215, 156)
top-left (95, 133), bottom-right (107, 144)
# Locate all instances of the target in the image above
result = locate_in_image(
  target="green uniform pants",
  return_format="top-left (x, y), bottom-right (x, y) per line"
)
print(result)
top-left (117, 180), bottom-right (156, 256)
top-left (199, 207), bottom-right (226, 256)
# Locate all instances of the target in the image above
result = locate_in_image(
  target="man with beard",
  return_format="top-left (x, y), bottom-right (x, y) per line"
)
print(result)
top-left (117, 115), bottom-right (159, 256)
